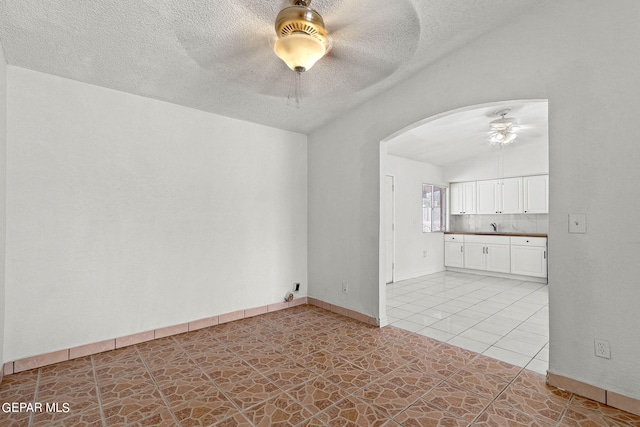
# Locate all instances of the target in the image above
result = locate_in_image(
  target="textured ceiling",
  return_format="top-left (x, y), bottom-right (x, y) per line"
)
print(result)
top-left (0, 0), bottom-right (544, 134)
top-left (387, 100), bottom-right (549, 167)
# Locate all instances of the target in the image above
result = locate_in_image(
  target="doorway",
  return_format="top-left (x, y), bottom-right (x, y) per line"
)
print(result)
top-left (379, 99), bottom-right (549, 373)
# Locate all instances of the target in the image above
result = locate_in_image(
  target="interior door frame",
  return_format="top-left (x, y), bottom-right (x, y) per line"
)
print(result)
top-left (385, 174), bottom-right (395, 284)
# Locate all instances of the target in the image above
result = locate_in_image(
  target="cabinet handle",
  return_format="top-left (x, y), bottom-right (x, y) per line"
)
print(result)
top-left (461, 246), bottom-right (463, 253)
top-left (486, 247), bottom-right (489, 254)
top-left (544, 251), bottom-right (546, 259)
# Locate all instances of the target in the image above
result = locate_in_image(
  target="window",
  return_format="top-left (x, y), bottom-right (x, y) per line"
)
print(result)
top-left (422, 184), bottom-right (446, 232)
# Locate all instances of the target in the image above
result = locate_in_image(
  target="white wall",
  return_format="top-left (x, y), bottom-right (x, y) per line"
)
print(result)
top-left (5, 67), bottom-right (307, 361)
top-left (308, 0), bottom-right (640, 399)
top-left (444, 140), bottom-right (548, 183)
top-left (0, 44), bottom-right (7, 368)
top-left (385, 155), bottom-right (445, 281)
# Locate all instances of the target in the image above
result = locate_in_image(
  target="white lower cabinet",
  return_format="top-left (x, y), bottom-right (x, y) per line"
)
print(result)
top-left (510, 237), bottom-right (548, 278)
top-left (486, 243), bottom-right (511, 273)
top-left (444, 234), bottom-right (464, 268)
top-left (463, 235), bottom-right (510, 274)
top-left (463, 243), bottom-right (485, 270)
top-left (444, 242), bottom-right (464, 268)
top-left (445, 234), bottom-right (547, 279)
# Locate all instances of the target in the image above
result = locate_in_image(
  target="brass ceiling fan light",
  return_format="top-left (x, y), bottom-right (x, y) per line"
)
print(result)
top-left (273, 0), bottom-right (331, 73)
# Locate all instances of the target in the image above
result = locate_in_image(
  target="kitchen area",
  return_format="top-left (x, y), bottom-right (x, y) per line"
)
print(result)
top-left (445, 174), bottom-right (548, 283)
top-left (383, 99), bottom-right (549, 372)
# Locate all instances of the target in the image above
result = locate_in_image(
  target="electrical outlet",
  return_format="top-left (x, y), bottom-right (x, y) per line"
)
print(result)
top-left (342, 282), bottom-right (348, 294)
top-left (423, 250), bottom-right (427, 258)
top-left (594, 338), bottom-right (611, 359)
top-left (294, 283), bottom-right (300, 292)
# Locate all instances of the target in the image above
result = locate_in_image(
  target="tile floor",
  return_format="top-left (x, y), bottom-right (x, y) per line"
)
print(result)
top-left (1, 304), bottom-right (639, 426)
top-left (387, 271), bottom-right (549, 375)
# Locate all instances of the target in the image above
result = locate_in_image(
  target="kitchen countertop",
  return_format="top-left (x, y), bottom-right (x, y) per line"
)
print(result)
top-left (445, 231), bottom-right (548, 238)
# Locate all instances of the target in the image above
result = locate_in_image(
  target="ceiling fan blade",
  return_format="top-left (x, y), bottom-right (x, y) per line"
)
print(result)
top-left (324, 0), bottom-right (417, 37)
top-left (173, 1), bottom-right (295, 97)
top-left (171, 0), bottom-right (420, 101)
top-left (310, 0), bottom-right (419, 96)
top-left (199, 34), bottom-right (294, 97)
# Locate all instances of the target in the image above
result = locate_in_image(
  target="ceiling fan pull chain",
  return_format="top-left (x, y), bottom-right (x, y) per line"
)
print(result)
top-left (287, 69), bottom-right (303, 109)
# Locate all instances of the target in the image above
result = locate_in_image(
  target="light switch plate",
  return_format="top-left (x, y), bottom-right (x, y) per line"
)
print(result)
top-left (569, 213), bottom-right (587, 233)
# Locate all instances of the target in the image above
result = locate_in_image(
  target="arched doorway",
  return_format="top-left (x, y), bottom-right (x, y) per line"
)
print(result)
top-left (379, 100), bottom-right (550, 374)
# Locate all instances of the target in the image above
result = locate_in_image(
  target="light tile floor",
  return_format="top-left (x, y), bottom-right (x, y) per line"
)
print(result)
top-left (387, 271), bottom-right (549, 375)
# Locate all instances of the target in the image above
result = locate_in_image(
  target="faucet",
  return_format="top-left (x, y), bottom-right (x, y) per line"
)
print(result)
top-left (490, 223), bottom-right (497, 232)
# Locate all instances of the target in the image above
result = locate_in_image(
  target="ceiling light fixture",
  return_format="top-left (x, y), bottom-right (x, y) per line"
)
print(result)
top-left (273, 0), bottom-right (331, 73)
top-left (489, 109), bottom-right (520, 146)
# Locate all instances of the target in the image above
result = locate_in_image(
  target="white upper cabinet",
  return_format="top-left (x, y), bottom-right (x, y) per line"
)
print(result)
top-left (462, 182), bottom-right (476, 214)
top-left (450, 183), bottom-right (462, 214)
top-left (450, 182), bottom-right (476, 215)
top-left (523, 175), bottom-right (549, 214)
top-left (450, 175), bottom-right (546, 216)
top-left (501, 177), bottom-right (524, 214)
top-left (476, 180), bottom-right (499, 214)
top-left (476, 178), bottom-right (523, 214)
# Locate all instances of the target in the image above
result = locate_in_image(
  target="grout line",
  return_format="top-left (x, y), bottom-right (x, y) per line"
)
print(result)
top-left (168, 333), bottom-right (251, 417)
top-left (387, 272), bottom-right (549, 374)
top-left (468, 362), bottom-right (527, 425)
top-left (89, 355), bottom-right (108, 427)
top-left (392, 306), bottom-right (554, 425)
top-left (553, 393), bottom-right (576, 426)
top-left (134, 346), bottom-right (182, 426)
top-left (27, 368), bottom-right (42, 427)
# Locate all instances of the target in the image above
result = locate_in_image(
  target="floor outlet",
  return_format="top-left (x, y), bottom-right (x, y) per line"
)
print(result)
top-left (594, 338), bottom-right (611, 359)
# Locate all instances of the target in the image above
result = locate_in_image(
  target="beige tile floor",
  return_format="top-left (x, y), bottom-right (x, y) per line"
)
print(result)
top-left (386, 271), bottom-right (549, 375)
top-left (1, 304), bottom-right (638, 426)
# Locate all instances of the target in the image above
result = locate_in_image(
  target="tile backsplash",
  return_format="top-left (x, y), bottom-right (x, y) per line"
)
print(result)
top-left (449, 214), bottom-right (548, 234)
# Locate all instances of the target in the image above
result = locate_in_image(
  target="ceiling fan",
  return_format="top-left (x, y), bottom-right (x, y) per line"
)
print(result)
top-left (174, 0), bottom-right (420, 104)
top-left (272, 0), bottom-right (332, 106)
top-left (273, 0), bottom-right (331, 74)
top-left (488, 109), bottom-right (521, 145)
